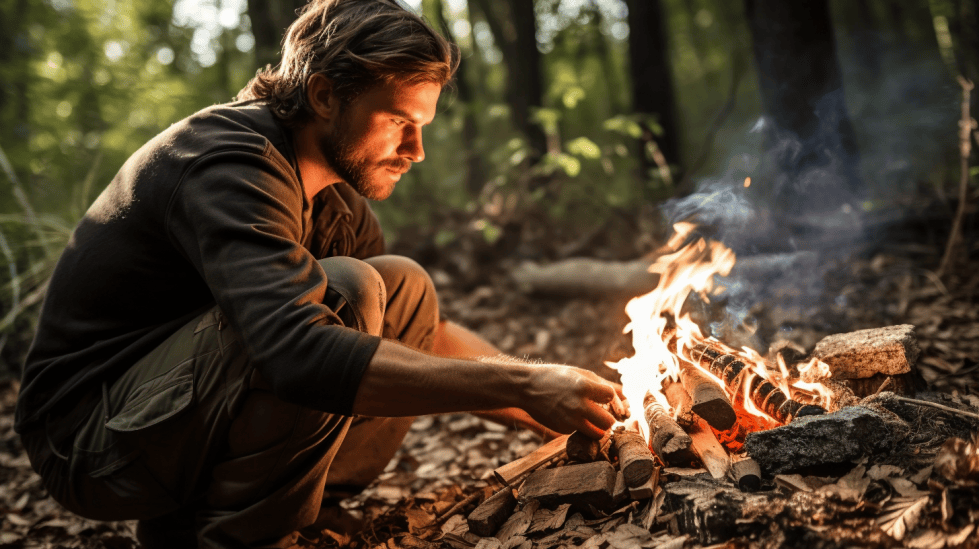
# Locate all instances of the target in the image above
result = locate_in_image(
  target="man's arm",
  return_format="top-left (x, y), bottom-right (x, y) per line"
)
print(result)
top-left (432, 320), bottom-right (562, 439)
top-left (350, 331), bottom-right (622, 439)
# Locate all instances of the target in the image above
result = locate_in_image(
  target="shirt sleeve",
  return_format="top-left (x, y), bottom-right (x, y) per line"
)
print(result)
top-left (165, 146), bottom-right (380, 415)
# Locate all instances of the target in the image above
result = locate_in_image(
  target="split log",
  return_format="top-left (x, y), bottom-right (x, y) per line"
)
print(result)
top-left (627, 466), bottom-right (660, 501)
top-left (467, 488), bottom-right (517, 537)
top-left (612, 428), bottom-right (656, 488)
top-left (517, 461), bottom-right (617, 511)
top-left (686, 417), bottom-right (732, 479)
top-left (664, 478), bottom-right (765, 545)
top-left (729, 455), bottom-right (761, 492)
top-left (566, 430), bottom-right (611, 463)
top-left (678, 363), bottom-right (736, 430)
top-left (662, 380), bottom-right (695, 428)
top-left (494, 434), bottom-right (568, 486)
top-left (644, 391), bottom-right (696, 466)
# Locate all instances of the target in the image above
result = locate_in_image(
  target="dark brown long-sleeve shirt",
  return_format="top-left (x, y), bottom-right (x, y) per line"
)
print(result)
top-left (15, 103), bottom-right (385, 433)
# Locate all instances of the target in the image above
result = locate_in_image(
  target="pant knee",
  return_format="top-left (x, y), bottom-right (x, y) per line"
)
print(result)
top-left (364, 255), bottom-right (439, 350)
top-left (317, 256), bottom-right (385, 337)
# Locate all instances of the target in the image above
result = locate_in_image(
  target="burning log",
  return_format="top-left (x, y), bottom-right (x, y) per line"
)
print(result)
top-left (678, 362), bottom-right (737, 430)
top-left (611, 427), bottom-right (656, 488)
top-left (683, 340), bottom-right (825, 424)
top-left (643, 391), bottom-right (696, 465)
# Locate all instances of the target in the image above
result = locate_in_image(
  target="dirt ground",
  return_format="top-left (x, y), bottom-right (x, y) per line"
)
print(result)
top-left (1, 217), bottom-right (977, 548)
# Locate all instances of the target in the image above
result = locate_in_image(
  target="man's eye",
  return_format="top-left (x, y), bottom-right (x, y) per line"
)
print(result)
top-left (392, 118), bottom-right (407, 126)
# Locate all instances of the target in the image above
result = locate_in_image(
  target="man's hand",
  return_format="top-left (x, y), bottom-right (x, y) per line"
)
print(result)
top-left (522, 365), bottom-right (626, 439)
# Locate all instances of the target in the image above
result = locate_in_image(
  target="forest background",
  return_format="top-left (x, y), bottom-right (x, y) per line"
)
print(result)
top-left (0, 0), bottom-right (977, 376)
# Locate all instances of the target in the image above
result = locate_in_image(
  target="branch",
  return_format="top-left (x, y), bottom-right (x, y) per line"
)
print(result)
top-left (937, 76), bottom-right (975, 278)
top-left (891, 395), bottom-right (979, 422)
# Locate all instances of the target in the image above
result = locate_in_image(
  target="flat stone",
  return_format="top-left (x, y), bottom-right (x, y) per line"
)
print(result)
top-left (517, 461), bottom-right (616, 511)
top-left (808, 324), bottom-right (919, 380)
top-left (743, 407), bottom-right (894, 475)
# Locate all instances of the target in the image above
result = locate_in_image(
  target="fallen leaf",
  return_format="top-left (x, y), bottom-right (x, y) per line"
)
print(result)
top-left (475, 538), bottom-right (502, 549)
top-left (817, 466), bottom-right (870, 502)
top-left (775, 474), bottom-right (814, 493)
top-left (441, 514), bottom-right (468, 537)
top-left (867, 464), bottom-right (903, 480)
top-left (877, 496), bottom-right (929, 541)
top-left (405, 507), bottom-right (435, 535)
top-left (888, 478), bottom-right (928, 499)
top-left (527, 503), bottom-right (570, 534)
top-left (905, 529), bottom-right (949, 549)
top-left (606, 523), bottom-right (655, 549)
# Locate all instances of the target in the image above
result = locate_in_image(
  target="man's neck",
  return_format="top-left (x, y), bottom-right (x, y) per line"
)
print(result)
top-left (292, 122), bottom-right (341, 200)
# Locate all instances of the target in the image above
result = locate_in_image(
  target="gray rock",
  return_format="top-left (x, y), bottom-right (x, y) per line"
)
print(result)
top-left (743, 406), bottom-right (894, 474)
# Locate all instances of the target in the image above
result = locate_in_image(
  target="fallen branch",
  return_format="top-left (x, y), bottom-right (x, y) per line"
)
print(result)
top-left (435, 490), bottom-right (485, 527)
top-left (891, 396), bottom-right (979, 422)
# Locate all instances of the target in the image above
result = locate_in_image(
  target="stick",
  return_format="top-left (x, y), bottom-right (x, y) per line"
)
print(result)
top-left (686, 417), bottom-right (732, 479)
top-left (891, 395), bottom-right (979, 422)
top-left (493, 434), bottom-right (569, 486)
top-left (434, 490), bottom-right (485, 527)
top-left (938, 76), bottom-right (975, 278)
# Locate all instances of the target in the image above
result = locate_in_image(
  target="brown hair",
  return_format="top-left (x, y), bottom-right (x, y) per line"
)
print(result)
top-left (238, 0), bottom-right (459, 126)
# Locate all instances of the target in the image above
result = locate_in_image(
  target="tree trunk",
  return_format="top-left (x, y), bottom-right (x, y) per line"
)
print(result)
top-left (248, 0), bottom-right (306, 69)
top-left (744, 0), bottom-right (863, 215)
top-left (470, 0), bottom-right (547, 162)
top-left (952, 0), bottom-right (979, 113)
top-left (625, 0), bottom-right (681, 175)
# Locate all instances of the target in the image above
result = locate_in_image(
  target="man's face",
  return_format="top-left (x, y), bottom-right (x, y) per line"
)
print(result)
top-left (318, 79), bottom-right (441, 200)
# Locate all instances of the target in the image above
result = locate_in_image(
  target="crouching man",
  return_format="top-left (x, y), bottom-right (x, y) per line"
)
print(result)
top-left (15, 1), bottom-right (623, 547)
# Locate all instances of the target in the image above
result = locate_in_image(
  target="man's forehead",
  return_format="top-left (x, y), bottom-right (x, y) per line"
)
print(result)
top-left (357, 80), bottom-right (441, 123)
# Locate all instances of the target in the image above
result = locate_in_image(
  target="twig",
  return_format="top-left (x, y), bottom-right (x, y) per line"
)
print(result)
top-left (432, 490), bottom-right (485, 527)
top-left (891, 395), bottom-right (979, 422)
top-left (874, 377), bottom-right (893, 395)
top-left (937, 76), bottom-right (975, 278)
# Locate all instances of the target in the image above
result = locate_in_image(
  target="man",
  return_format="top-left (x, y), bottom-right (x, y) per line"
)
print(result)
top-left (15, 1), bottom-right (624, 547)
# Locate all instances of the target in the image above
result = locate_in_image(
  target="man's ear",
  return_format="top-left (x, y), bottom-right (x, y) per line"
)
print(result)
top-left (306, 73), bottom-right (341, 123)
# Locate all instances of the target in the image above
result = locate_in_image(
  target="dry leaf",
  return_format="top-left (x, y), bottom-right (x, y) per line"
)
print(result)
top-left (905, 529), bottom-right (949, 549)
top-left (405, 507), bottom-right (436, 534)
top-left (475, 538), bottom-right (502, 549)
top-left (775, 474), bottom-right (814, 493)
top-left (441, 514), bottom-right (469, 537)
top-left (877, 496), bottom-right (929, 540)
top-left (867, 464), bottom-right (903, 480)
top-left (527, 503), bottom-right (570, 534)
top-left (653, 534), bottom-right (689, 549)
top-left (606, 523), bottom-right (655, 549)
top-left (817, 466), bottom-right (870, 502)
top-left (888, 478), bottom-right (929, 498)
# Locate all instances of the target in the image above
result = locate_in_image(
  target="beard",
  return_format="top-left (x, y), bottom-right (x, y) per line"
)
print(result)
top-left (317, 116), bottom-right (411, 201)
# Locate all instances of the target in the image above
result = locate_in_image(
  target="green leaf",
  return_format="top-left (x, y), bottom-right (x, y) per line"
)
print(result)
top-left (566, 137), bottom-right (602, 159)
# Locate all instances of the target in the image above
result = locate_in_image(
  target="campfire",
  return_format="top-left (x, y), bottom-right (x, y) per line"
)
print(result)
top-left (444, 223), bottom-right (979, 548)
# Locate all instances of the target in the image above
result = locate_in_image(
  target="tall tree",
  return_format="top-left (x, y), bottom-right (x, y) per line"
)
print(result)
top-left (248, 0), bottom-right (307, 69)
top-left (470, 0), bottom-right (547, 162)
top-left (744, 0), bottom-right (863, 215)
top-left (624, 0), bottom-right (681, 181)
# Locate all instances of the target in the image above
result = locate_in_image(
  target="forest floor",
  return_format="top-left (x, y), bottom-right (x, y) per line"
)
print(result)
top-left (1, 211), bottom-right (978, 548)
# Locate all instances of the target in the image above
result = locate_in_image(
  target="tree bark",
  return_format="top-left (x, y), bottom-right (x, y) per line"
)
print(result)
top-left (744, 0), bottom-right (863, 215)
top-left (470, 0), bottom-right (547, 162)
top-left (248, 0), bottom-right (306, 69)
top-left (625, 0), bottom-right (681, 175)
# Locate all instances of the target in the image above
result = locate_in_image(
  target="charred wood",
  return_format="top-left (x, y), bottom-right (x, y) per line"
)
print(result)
top-left (678, 363), bottom-right (737, 430)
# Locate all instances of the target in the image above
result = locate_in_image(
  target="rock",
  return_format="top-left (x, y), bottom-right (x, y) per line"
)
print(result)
top-left (517, 461), bottom-right (617, 511)
top-left (809, 325), bottom-right (920, 380)
top-left (743, 407), bottom-right (894, 475)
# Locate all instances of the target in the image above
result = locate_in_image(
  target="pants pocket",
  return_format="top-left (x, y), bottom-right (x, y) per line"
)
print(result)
top-left (105, 358), bottom-right (195, 432)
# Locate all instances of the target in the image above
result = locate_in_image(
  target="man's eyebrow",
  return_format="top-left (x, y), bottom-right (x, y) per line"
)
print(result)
top-left (385, 108), bottom-right (428, 124)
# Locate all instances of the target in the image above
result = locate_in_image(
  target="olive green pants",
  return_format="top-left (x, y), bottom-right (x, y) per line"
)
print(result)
top-left (21, 255), bottom-right (439, 548)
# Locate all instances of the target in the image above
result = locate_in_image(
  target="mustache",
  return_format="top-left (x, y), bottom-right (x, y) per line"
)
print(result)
top-left (380, 158), bottom-right (412, 172)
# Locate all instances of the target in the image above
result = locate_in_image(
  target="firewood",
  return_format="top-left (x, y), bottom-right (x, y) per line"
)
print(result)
top-left (612, 428), bottom-right (656, 488)
top-left (644, 391), bottom-right (696, 466)
top-left (493, 434), bottom-right (569, 486)
top-left (662, 379), bottom-right (695, 427)
top-left (686, 417), bottom-right (732, 479)
top-left (679, 363), bottom-right (736, 430)
top-left (810, 324), bottom-right (920, 380)
top-left (467, 487), bottom-right (517, 537)
top-left (627, 466), bottom-right (660, 501)
top-left (612, 470), bottom-right (628, 506)
top-left (566, 430), bottom-right (611, 463)
top-left (517, 461), bottom-right (617, 511)
top-left (729, 455), bottom-right (761, 492)
top-left (664, 479), bottom-right (764, 545)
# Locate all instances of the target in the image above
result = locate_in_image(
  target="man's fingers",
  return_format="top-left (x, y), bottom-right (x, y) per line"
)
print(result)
top-left (575, 418), bottom-right (608, 440)
top-left (583, 400), bottom-right (616, 433)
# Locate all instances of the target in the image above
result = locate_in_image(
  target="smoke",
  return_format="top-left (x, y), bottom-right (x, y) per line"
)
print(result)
top-left (660, 35), bottom-right (959, 350)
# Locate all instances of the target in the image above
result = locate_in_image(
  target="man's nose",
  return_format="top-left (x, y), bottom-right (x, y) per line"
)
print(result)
top-left (398, 126), bottom-right (424, 163)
